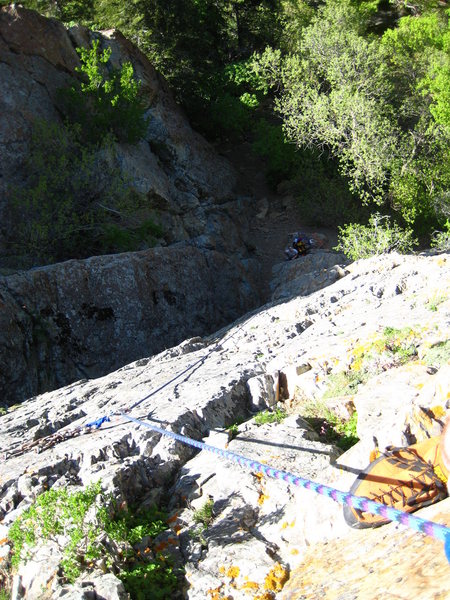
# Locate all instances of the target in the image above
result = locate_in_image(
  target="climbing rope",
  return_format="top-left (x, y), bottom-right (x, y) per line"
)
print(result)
top-left (124, 314), bottom-right (257, 413)
top-left (117, 412), bottom-right (450, 563)
top-left (3, 317), bottom-right (256, 460)
top-left (4, 311), bottom-right (449, 562)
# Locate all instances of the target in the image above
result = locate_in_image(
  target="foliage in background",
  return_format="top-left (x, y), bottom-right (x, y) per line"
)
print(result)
top-left (8, 483), bottom-right (179, 599)
top-left (253, 0), bottom-right (449, 235)
top-left (334, 213), bottom-right (418, 261)
top-left (3, 0), bottom-right (449, 245)
top-left (431, 221), bottom-right (450, 252)
top-left (5, 120), bottom-right (161, 267)
top-left (60, 39), bottom-right (148, 144)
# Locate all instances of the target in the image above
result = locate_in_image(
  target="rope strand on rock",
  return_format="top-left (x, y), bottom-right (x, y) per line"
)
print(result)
top-left (117, 411), bottom-right (450, 563)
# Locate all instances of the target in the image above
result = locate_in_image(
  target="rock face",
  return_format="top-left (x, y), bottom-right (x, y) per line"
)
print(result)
top-left (0, 5), bottom-right (268, 404)
top-left (0, 245), bottom-right (259, 407)
top-left (1, 252), bottom-right (449, 599)
top-left (0, 5), bottom-right (238, 252)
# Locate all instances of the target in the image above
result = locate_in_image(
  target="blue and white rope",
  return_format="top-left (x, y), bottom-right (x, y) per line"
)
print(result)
top-left (118, 411), bottom-right (450, 562)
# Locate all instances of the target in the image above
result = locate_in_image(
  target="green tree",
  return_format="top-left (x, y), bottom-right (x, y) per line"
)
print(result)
top-left (255, 0), bottom-right (449, 231)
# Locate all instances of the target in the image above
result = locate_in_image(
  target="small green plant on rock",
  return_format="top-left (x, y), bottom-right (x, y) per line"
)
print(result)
top-left (323, 370), bottom-right (369, 399)
top-left (301, 400), bottom-right (359, 451)
top-left (254, 407), bottom-right (287, 425)
top-left (426, 292), bottom-right (447, 312)
top-left (190, 498), bottom-right (215, 548)
top-left (8, 483), bottom-right (179, 599)
top-left (193, 498), bottom-right (215, 530)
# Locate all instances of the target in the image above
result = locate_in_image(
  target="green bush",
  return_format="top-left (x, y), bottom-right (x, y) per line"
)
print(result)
top-left (9, 483), bottom-right (103, 575)
top-left (334, 213), bottom-right (418, 261)
top-left (60, 39), bottom-right (148, 144)
top-left (8, 484), bottom-right (179, 598)
top-left (193, 498), bottom-right (215, 529)
top-left (5, 120), bottom-right (161, 267)
top-left (301, 400), bottom-right (359, 451)
top-left (431, 221), bottom-right (450, 252)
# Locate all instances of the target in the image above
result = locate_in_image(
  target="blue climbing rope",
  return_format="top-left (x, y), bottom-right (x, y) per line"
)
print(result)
top-left (116, 411), bottom-right (450, 561)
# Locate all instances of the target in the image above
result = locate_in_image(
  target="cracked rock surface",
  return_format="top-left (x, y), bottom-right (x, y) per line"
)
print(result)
top-left (1, 252), bottom-right (449, 598)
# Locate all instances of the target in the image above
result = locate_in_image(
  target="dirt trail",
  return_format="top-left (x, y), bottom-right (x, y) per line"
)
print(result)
top-left (220, 141), bottom-right (338, 301)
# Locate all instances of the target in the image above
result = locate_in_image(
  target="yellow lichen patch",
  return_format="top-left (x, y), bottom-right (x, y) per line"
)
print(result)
top-left (219, 566), bottom-right (226, 575)
top-left (241, 580), bottom-right (260, 591)
top-left (431, 405), bottom-right (447, 419)
top-left (263, 563), bottom-right (289, 592)
top-left (290, 548), bottom-right (299, 555)
top-left (226, 566), bottom-right (240, 579)
top-left (258, 492), bottom-right (269, 505)
top-left (281, 521), bottom-right (288, 529)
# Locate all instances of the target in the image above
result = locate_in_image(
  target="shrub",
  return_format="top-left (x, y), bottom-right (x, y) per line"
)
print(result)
top-left (60, 39), bottom-right (148, 144)
top-left (8, 484), bottom-right (179, 598)
top-left (430, 221), bottom-right (450, 252)
top-left (334, 213), bottom-right (418, 261)
top-left (5, 120), bottom-right (161, 267)
top-left (254, 407), bottom-right (287, 425)
top-left (8, 483), bottom-right (103, 576)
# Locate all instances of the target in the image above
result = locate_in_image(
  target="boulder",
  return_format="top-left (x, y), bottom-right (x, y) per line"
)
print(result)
top-left (270, 250), bottom-right (348, 301)
top-left (280, 498), bottom-right (450, 600)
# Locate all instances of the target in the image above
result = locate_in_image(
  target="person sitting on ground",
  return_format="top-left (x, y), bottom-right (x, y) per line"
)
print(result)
top-left (344, 417), bottom-right (450, 528)
top-left (284, 232), bottom-right (315, 260)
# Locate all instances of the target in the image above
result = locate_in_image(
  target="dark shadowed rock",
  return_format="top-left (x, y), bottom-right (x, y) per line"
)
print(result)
top-left (0, 245), bottom-right (259, 406)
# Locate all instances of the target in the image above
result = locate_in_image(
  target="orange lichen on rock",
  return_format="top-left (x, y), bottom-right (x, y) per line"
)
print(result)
top-left (207, 586), bottom-right (231, 600)
top-left (263, 562), bottom-right (289, 592)
top-left (258, 492), bottom-right (269, 505)
top-left (254, 592), bottom-right (275, 600)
